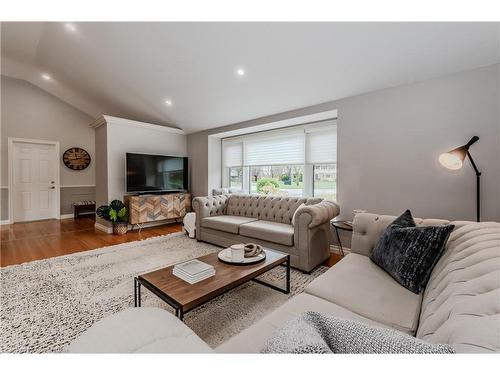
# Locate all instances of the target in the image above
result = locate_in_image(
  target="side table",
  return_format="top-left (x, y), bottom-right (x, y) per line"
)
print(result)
top-left (330, 220), bottom-right (353, 257)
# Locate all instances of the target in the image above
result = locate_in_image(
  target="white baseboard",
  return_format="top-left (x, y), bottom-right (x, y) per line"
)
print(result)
top-left (0, 219), bottom-right (11, 225)
top-left (95, 221), bottom-right (113, 234)
top-left (59, 213), bottom-right (74, 219)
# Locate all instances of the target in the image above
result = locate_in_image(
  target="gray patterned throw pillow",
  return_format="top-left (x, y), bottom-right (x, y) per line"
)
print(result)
top-left (370, 209), bottom-right (454, 294)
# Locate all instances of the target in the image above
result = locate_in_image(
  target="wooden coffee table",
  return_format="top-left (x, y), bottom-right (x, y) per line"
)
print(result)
top-left (134, 249), bottom-right (290, 320)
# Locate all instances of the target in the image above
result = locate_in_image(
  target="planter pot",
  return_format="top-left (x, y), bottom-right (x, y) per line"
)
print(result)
top-left (113, 222), bottom-right (128, 235)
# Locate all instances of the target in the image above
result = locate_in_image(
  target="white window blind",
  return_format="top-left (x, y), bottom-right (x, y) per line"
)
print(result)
top-left (222, 141), bottom-right (243, 167)
top-left (222, 119), bottom-right (336, 168)
top-left (244, 131), bottom-right (304, 166)
top-left (306, 124), bottom-right (337, 164)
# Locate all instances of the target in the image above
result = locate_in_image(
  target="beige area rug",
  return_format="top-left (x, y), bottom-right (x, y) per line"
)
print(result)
top-left (0, 232), bottom-right (327, 353)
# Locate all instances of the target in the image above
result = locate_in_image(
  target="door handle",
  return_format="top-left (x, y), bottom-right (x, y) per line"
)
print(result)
top-left (49, 186), bottom-right (55, 189)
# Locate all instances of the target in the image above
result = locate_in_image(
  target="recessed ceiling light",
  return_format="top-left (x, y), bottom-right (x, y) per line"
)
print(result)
top-left (236, 68), bottom-right (246, 76)
top-left (41, 73), bottom-right (52, 81)
top-left (65, 23), bottom-right (77, 32)
top-left (165, 99), bottom-right (173, 106)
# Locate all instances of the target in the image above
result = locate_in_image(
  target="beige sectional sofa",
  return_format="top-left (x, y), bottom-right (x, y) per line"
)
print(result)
top-left (218, 214), bottom-right (500, 353)
top-left (192, 194), bottom-right (340, 272)
top-left (68, 213), bottom-right (500, 353)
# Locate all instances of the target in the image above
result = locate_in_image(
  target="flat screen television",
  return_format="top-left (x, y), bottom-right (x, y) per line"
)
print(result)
top-left (126, 153), bottom-right (188, 193)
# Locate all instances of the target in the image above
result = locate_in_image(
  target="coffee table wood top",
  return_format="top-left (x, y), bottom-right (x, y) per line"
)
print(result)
top-left (138, 249), bottom-right (288, 312)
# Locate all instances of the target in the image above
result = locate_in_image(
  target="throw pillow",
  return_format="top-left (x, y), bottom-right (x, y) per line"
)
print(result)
top-left (262, 311), bottom-right (455, 354)
top-left (291, 203), bottom-right (306, 226)
top-left (370, 209), bottom-right (454, 294)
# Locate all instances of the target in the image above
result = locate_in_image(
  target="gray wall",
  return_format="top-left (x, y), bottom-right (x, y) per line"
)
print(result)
top-left (60, 186), bottom-right (96, 215)
top-left (187, 132), bottom-right (209, 195)
top-left (187, 64), bottom-right (500, 222)
top-left (94, 123), bottom-right (108, 227)
top-left (207, 136), bottom-right (222, 194)
top-left (93, 119), bottom-right (187, 230)
top-left (106, 121), bottom-right (187, 202)
top-left (1, 76), bottom-right (96, 221)
top-left (1, 188), bottom-right (8, 220)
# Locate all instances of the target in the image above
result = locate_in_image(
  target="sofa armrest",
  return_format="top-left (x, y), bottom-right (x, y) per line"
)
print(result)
top-left (294, 200), bottom-right (340, 229)
top-left (192, 195), bottom-right (229, 240)
top-left (67, 307), bottom-right (213, 353)
top-left (293, 200), bottom-right (340, 272)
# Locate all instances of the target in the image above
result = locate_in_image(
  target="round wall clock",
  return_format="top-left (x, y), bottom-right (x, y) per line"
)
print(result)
top-left (63, 147), bottom-right (91, 170)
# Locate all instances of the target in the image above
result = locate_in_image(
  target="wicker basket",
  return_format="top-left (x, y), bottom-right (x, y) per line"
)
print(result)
top-left (113, 222), bottom-right (128, 235)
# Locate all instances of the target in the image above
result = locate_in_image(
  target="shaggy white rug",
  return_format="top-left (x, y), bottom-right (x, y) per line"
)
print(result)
top-left (0, 233), bottom-right (327, 353)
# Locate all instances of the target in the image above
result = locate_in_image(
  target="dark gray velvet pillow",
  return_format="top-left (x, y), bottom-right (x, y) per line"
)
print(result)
top-left (370, 210), bottom-right (454, 294)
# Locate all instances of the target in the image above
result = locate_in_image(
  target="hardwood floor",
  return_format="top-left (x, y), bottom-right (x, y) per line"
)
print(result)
top-left (324, 252), bottom-right (343, 267)
top-left (0, 218), bottom-right (343, 268)
top-left (0, 218), bottom-right (182, 267)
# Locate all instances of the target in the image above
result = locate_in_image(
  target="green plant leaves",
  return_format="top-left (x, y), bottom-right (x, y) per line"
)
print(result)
top-left (109, 208), bottom-right (118, 222)
top-left (110, 200), bottom-right (125, 211)
top-left (117, 206), bottom-right (127, 220)
top-left (256, 177), bottom-right (280, 193)
top-left (95, 200), bottom-right (127, 223)
top-left (96, 205), bottom-right (111, 221)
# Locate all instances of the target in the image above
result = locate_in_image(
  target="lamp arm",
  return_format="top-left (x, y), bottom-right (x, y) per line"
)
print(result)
top-left (466, 151), bottom-right (481, 176)
top-left (467, 151), bottom-right (481, 222)
top-left (465, 136), bottom-right (480, 148)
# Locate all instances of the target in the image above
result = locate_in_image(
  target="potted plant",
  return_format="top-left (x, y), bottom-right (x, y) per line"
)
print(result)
top-left (96, 199), bottom-right (129, 235)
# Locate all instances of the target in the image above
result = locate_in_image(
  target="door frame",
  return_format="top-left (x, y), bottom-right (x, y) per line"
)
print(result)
top-left (8, 137), bottom-right (61, 224)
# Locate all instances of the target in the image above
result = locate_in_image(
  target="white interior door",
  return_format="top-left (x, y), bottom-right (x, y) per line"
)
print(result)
top-left (11, 141), bottom-right (59, 222)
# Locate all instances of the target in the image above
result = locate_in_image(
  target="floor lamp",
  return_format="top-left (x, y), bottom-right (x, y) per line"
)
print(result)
top-left (438, 136), bottom-right (481, 222)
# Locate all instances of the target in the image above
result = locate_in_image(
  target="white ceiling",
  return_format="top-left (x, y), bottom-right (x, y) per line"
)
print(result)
top-left (1, 22), bottom-right (499, 134)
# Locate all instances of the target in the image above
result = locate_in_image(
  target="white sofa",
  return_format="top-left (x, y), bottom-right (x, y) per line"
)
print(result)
top-left (68, 213), bottom-right (500, 353)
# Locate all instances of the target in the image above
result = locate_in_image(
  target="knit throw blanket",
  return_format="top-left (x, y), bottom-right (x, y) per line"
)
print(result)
top-left (262, 312), bottom-right (455, 354)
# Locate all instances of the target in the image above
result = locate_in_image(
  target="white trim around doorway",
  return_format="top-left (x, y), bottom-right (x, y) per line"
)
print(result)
top-left (8, 137), bottom-right (61, 224)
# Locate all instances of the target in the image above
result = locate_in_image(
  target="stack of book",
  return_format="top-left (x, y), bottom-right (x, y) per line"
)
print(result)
top-left (173, 259), bottom-right (216, 284)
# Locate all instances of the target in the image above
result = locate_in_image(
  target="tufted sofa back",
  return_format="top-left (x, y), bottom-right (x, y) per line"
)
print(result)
top-left (225, 194), bottom-right (322, 225)
top-left (416, 222), bottom-right (500, 352)
top-left (350, 213), bottom-right (462, 257)
top-left (351, 213), bottom-right (500, 352)
top-left (197, 194), bottom-right (230, 217)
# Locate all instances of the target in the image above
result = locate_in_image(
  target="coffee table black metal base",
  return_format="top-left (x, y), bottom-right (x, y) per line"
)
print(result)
top-left (134, 276), bottom-right (187, 320)
top-left (134, 255), bottom-right (290, 321)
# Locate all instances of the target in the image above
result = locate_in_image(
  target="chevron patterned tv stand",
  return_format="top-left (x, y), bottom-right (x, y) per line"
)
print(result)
top-left (125, 192), bottom-right (192, 231)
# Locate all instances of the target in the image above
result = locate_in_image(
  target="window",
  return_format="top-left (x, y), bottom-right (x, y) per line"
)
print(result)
top-left (222, 119), bottom-right (337, 199)
top-left (249, 165), bottom-right (304, 196)
top-left (313, 164), bottom-right (336, 201)
top-left (228, 166), bottom-right (243, 190)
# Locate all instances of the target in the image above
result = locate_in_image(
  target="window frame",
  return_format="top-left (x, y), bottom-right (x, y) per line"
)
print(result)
top-left (222, 119), bottom-right (337, 199)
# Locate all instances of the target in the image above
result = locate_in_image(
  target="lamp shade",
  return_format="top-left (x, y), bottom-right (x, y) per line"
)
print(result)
top-left (439, 136), bottom-right (479, 170)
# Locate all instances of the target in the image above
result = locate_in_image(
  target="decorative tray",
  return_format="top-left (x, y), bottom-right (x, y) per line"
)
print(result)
top-left (217, 248), bottom-right (266, 265)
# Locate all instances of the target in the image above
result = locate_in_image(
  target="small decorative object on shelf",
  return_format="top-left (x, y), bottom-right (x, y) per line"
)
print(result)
top-left (63, 147), bottom-right (91, 170)
top-left (96, 199), bottom-right (129, 235)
